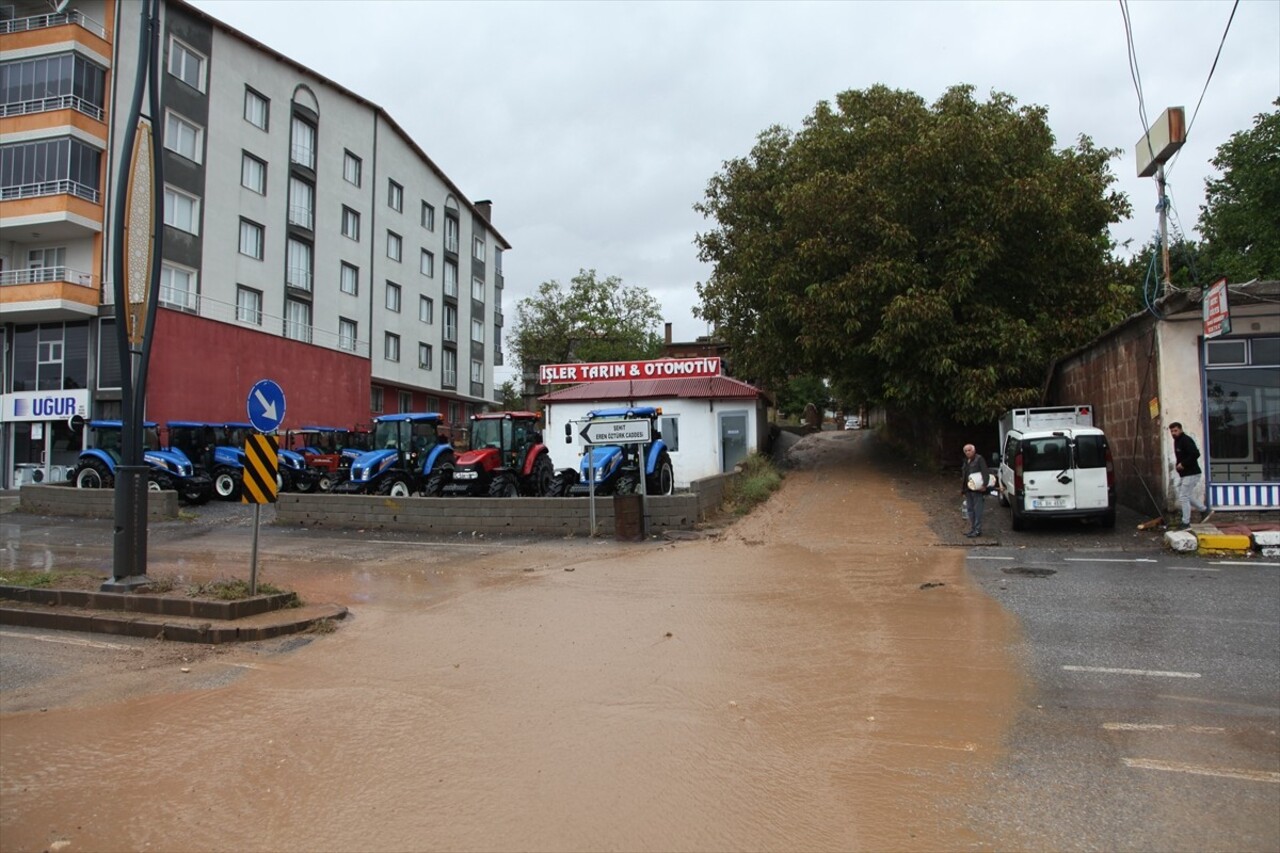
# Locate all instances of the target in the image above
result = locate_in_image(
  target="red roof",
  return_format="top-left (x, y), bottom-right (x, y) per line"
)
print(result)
top-left (540, 376), bottom-right (764, 403)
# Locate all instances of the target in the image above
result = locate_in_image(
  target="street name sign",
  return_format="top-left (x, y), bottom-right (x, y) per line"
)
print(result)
top-left (580, 419), bottom-right (652, 445)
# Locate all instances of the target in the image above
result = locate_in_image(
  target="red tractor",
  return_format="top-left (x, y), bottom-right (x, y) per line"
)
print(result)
top-left (441, 411), bottom-right (555, 497)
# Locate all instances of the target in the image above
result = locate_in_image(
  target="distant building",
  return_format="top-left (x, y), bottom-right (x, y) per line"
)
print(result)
top-left (1, 0), bottom-right (509, 487)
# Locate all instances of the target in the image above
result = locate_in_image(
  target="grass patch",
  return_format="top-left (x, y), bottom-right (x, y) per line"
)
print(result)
top-left (0, 570), bottom-right (104, 589)
top-left (189, 578), bottom-right (288, 600)
top-left (724, 452), bottom-right (783, 516)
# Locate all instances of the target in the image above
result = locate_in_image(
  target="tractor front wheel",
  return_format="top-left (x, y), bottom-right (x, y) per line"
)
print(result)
top-left (489, 472), bottom-right (519, 498)
top-left (381, 475), bottom-right (413, 498)
top-left (647, 453), bottom-right (674, 496)
top-left (148, 472), bottom-right (173, 492)
top-left (424, 466), bottom-right (451, 496)
top-left (213, 467), bottom-right (241, 500)
top-left (615, 473), bottom-right (640, 495)
top-left (315, 473), bottom-right (333, 492)
top-left (74, 460), bottom-right (113, 490)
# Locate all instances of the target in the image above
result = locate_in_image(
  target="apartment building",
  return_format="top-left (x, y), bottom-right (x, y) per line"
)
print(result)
top-left (1, 0), bottom-right (509, 488)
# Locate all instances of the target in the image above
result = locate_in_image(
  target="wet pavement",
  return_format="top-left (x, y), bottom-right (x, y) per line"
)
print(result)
top-left (1, 431), bottom-right (1276, 852)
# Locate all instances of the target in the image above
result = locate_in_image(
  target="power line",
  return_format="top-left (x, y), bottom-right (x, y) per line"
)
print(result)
top-left (1119, 0), bottom-right (1155, 159)
top-left (1167, 0), bottom-right (1241, 179)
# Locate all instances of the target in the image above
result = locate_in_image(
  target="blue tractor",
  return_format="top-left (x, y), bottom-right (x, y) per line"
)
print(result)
top-left (332, 413), bottom-right (455, 497)
top-left (166, 421), bottom-right (247, 501)
top-left (560, 406), bottom-right (675, 497)
top-left (71, 420), bottom-right (213, 504)
top-left (224, 422), bottom-right (323, 493)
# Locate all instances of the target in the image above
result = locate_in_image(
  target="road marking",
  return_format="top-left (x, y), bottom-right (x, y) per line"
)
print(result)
top-left (1122, 758), bottom-right (1280, 783)
top-left (1167, 566), bottom-right (1221, 572)
top-left (0, 630), bottom-right (135, 651)
top-left (1158, 694), bottom-right (1279, 712)
top-left (1210, 560), bottom-right (1280, 567)
top-left (966, 556), bottom-right (1015, 561)
top-left (1063, 557), bottom-right (1158, 563)
top-left (1063, 665), bottom-right (1201, 679)
top-left (1103, 723), bottom-right (1226, 733)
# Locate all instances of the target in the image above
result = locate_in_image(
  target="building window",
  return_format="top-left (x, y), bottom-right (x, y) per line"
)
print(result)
top-left (386, 231), bottom-right (402, 262)
top-left (385, 281), bottom-right (401, 313)
top-left (159, 264), bottom-right (197, 311)
top-left (287, 176), bottom-right (314, 230)
top-left (421, 201), bottom-right (435, 230)
top-left (164, 111), bottom-right (203, 163)
top-left (419, 295), bottom-right (433, 324)
top-left (285, 298), bottom-right (312, 342)
top-left (339, 317), bottom-right (358, 352)
top-left (286, 238), bottom-right (313, 290)
top-left (471, 317), bottom-right (484, 343)
top-left (241, 152), bottom-right (266, 194)
top-left (340, 262), bottom-right (358, 296)
top-left (418, 342), bottom-right (432, 369)
top-left (167, 37), bottom-right (206, 92)
top-left (1, 137), bottom-right (102, 200)
top-left (495, 247), bottom-right (503, 275)
top-left (238, 219), bottom-right (264, 260)
top-left (384, 332), bottom-right (400, 362)
top-left (473, 235), bottom-right (485, 261)
top-left (1, 54), bottom-right (106, 119)
top-left (470, 358), bottom-right (484, 384)
top-left (444, 304), bottom-right (457, 342)
top-left (243, 87), bottom-right (268, 130)
top-left (443, 349), bottom-right (457, 387)
top-left (343, 150), bottom-right (362, 186)
top-left (660, 416), bottom-right (680, 452)
top-left (398, 390), bottom-right (412, 412)
top-left (1205, 337), bottom-right (1280, 482)
top-left (420, 249), bottom-right (434, 277)
top-left (445, 216), bottom-right (459, 253)
top-left (290, 115), bottom-right (315, 170)
top-left (471, 275), bottom-right (485, 301)
top-left (236, 286), bottom-right (262, 325)
top-left (341, 206), bottom-right (360, 240)
top-left (371, 387), bottom-right (384, 414)
top-left (163, 186), bottom-right (200, 234)
top-left (387, 179), bottom-right (403, 212)
top-left (444, 260), bottom-right (458, 298)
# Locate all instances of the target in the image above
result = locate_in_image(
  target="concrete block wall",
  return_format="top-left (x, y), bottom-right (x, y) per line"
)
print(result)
top-left (17, 484), bottom-right (180, 519)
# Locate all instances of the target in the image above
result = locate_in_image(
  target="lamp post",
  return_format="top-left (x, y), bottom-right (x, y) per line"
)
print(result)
top-left (103, 0), bottom-right (164, 591)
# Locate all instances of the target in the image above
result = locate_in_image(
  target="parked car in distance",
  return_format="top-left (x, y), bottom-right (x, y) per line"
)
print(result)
top-left (844, 416), bottom-right (861, 430)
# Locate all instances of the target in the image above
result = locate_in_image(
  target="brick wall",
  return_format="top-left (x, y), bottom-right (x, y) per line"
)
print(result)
top-left (18, 484), bottom-right (179, 519)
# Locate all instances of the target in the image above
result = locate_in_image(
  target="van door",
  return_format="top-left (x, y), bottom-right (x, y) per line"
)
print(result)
top-left (1070, 433), bottom-right (1112, 510)
top-left (1020, 435), bottom-right (1076, 512)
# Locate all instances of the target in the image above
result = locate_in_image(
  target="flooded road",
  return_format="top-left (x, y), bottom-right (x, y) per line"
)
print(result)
top-left (2, 432), bottom-right (1023, 852)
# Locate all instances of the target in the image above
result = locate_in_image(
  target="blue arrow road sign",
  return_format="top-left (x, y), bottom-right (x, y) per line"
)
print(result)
top-left (247, 379), bottom-right (286, 433)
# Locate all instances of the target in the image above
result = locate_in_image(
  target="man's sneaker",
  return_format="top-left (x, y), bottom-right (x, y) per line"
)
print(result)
top-left (1168, 521), bottom-right (1189, 531)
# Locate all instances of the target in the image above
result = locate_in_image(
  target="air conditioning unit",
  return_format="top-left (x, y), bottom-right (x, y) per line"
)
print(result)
top-left (47, 465), bottom-right (70, 483)
top-left (12, 463), bottom-right (41, 487)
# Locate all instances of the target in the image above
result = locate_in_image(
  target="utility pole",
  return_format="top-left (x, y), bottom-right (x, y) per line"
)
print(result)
top-left (1135, 107), bottom-right (1186, 299)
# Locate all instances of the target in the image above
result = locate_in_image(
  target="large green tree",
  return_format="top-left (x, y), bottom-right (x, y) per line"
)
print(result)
top-left (1198, 99), bottom-right (1280, 282)
top-left (694, 84), bottom-right (1132, 424)
top-left (511, 269), bottom-right (664, 377)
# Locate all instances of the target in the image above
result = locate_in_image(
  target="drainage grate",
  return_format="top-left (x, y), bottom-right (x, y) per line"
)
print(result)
top-left (1001, 567), bottom-right (1057, 578)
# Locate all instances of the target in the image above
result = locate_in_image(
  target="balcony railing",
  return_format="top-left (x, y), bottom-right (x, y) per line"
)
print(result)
top-left (0, 10), bottom-right (107, 38)
top-left (1, 180), bottom-right (99, 203)
top-left (1, 94), bottom-right (104, 121)
top-left (0, 266), bottom-right (95, 287)
top-left (442, 368), bottom-right (457, 387)
top-left (287, 205), bottom-right (314, 230)
top-left (286, 266), bottom-right (313, 291)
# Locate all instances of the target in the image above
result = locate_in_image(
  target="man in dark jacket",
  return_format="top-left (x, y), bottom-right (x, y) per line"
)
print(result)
top-left (1169, 422), bottom-right (1212, 528)
top-left (961, 443), bottom-right (990, 538)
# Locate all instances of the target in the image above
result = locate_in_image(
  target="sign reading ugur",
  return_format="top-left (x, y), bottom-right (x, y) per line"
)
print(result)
top-left (540, 357), bottom-right (721, 386)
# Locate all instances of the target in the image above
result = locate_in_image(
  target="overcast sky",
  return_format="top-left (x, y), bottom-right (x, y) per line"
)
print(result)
top-left (189, 0), bottom-right (1279, 382)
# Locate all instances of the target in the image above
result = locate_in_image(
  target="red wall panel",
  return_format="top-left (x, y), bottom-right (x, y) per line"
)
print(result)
top-left (144, 310), bottom-right (372, 430)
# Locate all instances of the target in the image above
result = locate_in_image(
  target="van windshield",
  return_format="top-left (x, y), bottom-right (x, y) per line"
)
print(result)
top-left (1074, 434), bottom-right (1109, 469)
top-left (1023, 437), bottom-right (1070, 472)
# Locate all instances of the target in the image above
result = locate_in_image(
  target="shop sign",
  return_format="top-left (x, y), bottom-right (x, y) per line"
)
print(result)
top-left (540, 357), bottom-right (722, 386)
top-left (0, 389), bottom-right (90, 423)
top-left (1203, 277), bottom-right (1231, 339)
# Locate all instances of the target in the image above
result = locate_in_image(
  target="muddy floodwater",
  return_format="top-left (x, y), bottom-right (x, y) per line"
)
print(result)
top-left (1, 433), bottom-right (1023, 852)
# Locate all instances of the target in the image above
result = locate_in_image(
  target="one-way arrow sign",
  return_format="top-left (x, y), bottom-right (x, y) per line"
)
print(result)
top-left (247, 379), bottom-right (286, 433)
top-left (579, 419), bottom-right (652, 445)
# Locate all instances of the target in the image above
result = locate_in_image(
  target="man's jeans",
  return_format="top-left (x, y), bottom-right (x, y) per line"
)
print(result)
top-left (1177, 473), bottom-right (1207, 524)
top-left (965, 491), bottom-right (985, 533)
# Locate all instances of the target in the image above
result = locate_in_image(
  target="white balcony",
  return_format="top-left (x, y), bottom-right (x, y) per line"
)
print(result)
top-left (0, 9), bottom-right (107, 39)
top-left (0, 266), bottom-right (94, 287)
top-left (0, 94), bottom-right (104, 121)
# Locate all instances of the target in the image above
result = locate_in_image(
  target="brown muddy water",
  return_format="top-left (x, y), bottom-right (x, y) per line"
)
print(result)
top-left (1, 432), bottom-right (1023, 852)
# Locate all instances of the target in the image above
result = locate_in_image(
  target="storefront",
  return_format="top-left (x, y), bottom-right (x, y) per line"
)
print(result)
top-left (1203, 335), bottom-right (1280, 508)
top-left (1, 388), bottom-right (89, 488)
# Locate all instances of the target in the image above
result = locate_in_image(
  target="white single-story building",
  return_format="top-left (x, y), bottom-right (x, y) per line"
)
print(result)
top-left (541, 376), bottom-right (770, 489)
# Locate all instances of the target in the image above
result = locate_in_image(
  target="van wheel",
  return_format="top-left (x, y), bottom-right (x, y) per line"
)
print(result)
top-left (1011, 502), bottom-right (1026, 531)
top-left (1099, 508), bottom-right (1116, 529)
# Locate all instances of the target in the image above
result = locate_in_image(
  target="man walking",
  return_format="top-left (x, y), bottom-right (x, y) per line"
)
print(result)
top-left (961, 444), bottom-right (990, 538)
top-left (1169, 422), bottom-right (1212, 529)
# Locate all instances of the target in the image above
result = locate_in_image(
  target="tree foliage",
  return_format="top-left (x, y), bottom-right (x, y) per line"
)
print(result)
top-left (1198, 99), bottom-right (1280, 282)
top-left (1117, 235), bottom-right (1203, 313)
top-left (694, 84), bottom-right (1132, 424)
top-left (774, 374), bottom-right (831, 419)
top-left (495, 379), bottom-right (523, 411)
top-left (510, 269), bottom-right (664, 377)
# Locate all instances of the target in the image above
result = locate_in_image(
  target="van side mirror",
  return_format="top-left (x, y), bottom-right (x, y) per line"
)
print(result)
top-left (565, 423), bottom-right (572, 444)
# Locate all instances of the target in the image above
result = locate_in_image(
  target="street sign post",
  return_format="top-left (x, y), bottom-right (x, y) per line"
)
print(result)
top-left (579, 419), bottom-right (652, 445)
top-left (247, 379), bottom-right (286, 434)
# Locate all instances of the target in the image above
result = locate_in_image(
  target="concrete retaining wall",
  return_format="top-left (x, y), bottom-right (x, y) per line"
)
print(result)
top-left (17, 484), bottom-right (179, 519)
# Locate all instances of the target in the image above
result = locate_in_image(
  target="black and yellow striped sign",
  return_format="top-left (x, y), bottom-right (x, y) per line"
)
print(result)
top-left (241, 433), bottom-right (279, 504)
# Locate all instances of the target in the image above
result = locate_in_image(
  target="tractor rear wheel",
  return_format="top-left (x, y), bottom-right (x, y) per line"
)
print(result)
top-left (489, 472), bottom-right (519, 498)
top-left (182, 483), bottom-right (212, 505)
top-left (647, 452), bottom-right (674, 495)
top-left (74, 460), bottom-right (113, 490)
top-left (526, 454), bottom-right (555, 496)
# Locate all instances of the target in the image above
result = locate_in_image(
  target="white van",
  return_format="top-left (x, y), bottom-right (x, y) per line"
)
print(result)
top-left (996, 406), bottom-right (1116, 530)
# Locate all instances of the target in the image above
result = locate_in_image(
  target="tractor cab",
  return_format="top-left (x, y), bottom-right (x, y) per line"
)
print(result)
top-left (442, 411), bottom-right (554, 497)
top-left (333, 413), bottom-right (454, 497)
top-left (72, 420), bottom-right (212, 503)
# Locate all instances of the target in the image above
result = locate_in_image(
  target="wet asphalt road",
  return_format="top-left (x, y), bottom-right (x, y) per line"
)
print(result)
top-left (964, 547), bottom-right (1280, 851)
